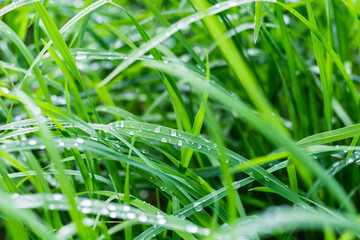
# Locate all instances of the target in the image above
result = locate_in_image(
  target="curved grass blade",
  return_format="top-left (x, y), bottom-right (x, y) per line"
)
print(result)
top-left (96, 0), bottom-right (358, 110)
top-left (135, 161), bottom-right (289, 239)
top-left (33, 2), bottom-right (101, 123)
top-left (111, 2), bottom-right (192, 132)
top-left (11, 193), bottom-right (211, 236)
top-left (147, 61), bottom-right (356, 214)
top-left (97, 0), bottom-right (276, 88)
top-left (22, 0), bottom-right (111, 85)
top-left (0, 0), bottom-right (39, 17)
top-left (298, 124), bottom-right (360, 147)
top-left (0, 190), bottom-right (54, 239)
top-left (14, 90), bottom-right (90, 238)
top-left (217, 206), bottom-right (360, 239)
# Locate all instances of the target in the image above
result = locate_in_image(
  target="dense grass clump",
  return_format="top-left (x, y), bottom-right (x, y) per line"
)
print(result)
top-left (1, 0), bottom-right (360, 239)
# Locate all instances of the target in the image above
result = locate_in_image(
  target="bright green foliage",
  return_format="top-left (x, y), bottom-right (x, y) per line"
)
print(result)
top-left (1, 0), bottom-right (360, 239)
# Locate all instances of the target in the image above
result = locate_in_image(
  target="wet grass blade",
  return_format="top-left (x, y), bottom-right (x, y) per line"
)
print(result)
top-left (1, 0), bottom-right (360, 239)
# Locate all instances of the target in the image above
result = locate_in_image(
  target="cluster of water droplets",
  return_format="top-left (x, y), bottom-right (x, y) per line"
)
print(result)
top-left (12, 193), bottom-right (175, 227)
top-left (329, 147), bottom-right (360, 165)
top-left (108, 122), bottom-right (221, 157)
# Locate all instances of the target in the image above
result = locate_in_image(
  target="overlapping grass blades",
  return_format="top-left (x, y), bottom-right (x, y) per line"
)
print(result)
top-left (1, 0), bottom-right (360, 239)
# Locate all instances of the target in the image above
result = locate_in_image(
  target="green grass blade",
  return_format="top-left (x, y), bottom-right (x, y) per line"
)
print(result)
top-left (254, 2), bottom-right (263, 43)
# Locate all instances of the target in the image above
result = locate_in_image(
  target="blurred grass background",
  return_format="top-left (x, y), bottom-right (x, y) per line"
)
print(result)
top-left (1, 0), bottom-right (360, 239)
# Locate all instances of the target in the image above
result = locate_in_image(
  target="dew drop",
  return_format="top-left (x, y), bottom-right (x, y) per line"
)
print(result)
top-left (156, 213), bottom-right (164, 219)
top-left (53, 193), bottom-right (63, 201)
top-left (178, 140), bottom-right (183, 146)
top-left (193, 202), bottom-right (203, 212)
top-left (161, 137), bottom-right (168, 143)
top-left (101, 208), bottom-right (109, 215)
top-left (29, 140), bottom-right (37, 146)
top-left (185, 224), bottom-right (199, 233)
top-left (12, 193), bottom-right (19, 199)
top-left (171, 129), bottom-right (177, 136)
top-left (127, 212), bottom-right (136, 219)
top-left (75, 55), bottom-right (87, 60)
top-left (197, 144), bottom-right (202, 149)
top-left (154, 126), bottom-right (161, 133)
top-left (81, 208), bottom-right (91, 214)
top-left (80, 199), bottom-right (92, 207)
top-left (138, 215), bottom-right (147, 223)
top-left (108, 204), bottom-right (116, 211)
top-left (49, 204), bottom-right (56, 210)
top-left (109, 212), bottom-right (117, 218)
top-left (76, 138), bottom-right (84, 144)
top-left (123, 205), bottom-right (131, 211)
top-left (83, 218), bottom-right (94, 226)
top-left (157, 218), bottom-right (166, 225)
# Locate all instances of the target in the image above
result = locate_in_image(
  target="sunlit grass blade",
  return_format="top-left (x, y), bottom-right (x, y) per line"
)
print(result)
top-left (33, 2), bottom-right (101, 123)
top-left (1, 0), bottom-right (360, 238)
top-left (147, 61), bottom-right (356, 213)
top-left (23, 0), bottom-right (111, 85)
top-left (254, 2), bottom-right (263, 43)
